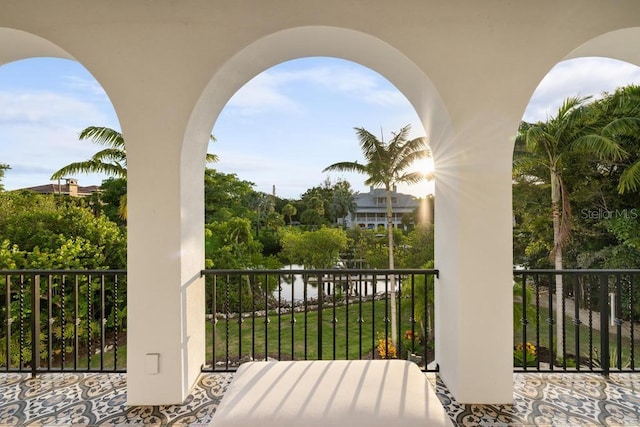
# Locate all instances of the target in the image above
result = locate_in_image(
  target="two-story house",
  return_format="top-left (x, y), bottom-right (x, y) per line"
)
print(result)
top-left (348, 186), bottom-right (419, 230)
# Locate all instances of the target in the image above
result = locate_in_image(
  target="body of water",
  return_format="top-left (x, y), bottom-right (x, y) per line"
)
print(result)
top-left (274, 265), bottom-right (390, 303)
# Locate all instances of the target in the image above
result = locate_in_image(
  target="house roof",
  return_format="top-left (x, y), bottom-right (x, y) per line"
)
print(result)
top-left (18, 183), bottom-right (101, 196)
top-left (353, 187), bottom-right (419, 211)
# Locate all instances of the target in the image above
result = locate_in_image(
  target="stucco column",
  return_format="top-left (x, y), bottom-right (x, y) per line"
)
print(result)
top-left (433, 122), bottom-right (514, 404)
top-left (125, 125), bottom-right (205, 405)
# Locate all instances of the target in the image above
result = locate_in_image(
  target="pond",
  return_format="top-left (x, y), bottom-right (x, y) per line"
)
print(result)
top-left (274, 265), bottom-right (391, 303)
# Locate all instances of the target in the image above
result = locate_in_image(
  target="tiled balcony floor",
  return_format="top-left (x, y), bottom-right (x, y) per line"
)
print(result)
top-left (0, 371), bottom-right (639, 426)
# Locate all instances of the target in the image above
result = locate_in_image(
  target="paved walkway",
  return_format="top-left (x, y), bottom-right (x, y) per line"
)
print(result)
top-left (537, 293), bottom-right (638, 341)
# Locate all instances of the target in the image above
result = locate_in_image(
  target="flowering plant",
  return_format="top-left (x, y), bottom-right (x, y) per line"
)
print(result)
top-left (514, 342), bottom-right (537, 367)
top-left (377, 334), bottom-right (397, 359)
top-left (402, 330), bottom-right (423, 354)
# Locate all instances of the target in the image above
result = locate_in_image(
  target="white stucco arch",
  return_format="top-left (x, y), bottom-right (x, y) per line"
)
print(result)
top-left (0, 27), bottom-right (73, 65)
top-left (565, 27), bottom-right (640, 66)
top-left (184, 25), bottom-right (454, 165)
top-left (3, 0), bottom-right (640, 408)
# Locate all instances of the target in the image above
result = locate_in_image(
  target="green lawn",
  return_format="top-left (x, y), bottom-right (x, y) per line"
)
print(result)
top-left (205, 298), bottom-right (426, 364)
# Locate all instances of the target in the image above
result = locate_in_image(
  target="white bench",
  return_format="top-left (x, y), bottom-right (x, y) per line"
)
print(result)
top-left (210, 359), bottom-right (452, 427)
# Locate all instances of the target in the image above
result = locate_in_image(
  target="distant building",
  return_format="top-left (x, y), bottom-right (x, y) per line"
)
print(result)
top-left (348, 186), bottom-right (419, 230)
top-left (19, 178), bottom-right (101, 198)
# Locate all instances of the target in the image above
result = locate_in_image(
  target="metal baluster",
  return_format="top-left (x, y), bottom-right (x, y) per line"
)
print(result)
top-left (61, 274), bottom-right (66, 371)
top-left (317, 272), bottom-right (323, 360)
top-left (47, 274), bottom-right (52, 371)
top-left (599, 272), bottom-right (610, 377)
top-left (630, 273), bottom-right (635, 371)
top-left (113, 274), bottom-right (119, 371)
top-left (87, 274), bottom-right (92, 370)
top-left (290, 273), bottom-right (295, 361)
top-left (574, 275), bottom-right (582, 372)
top-left (31, 275), bottom-right (40, 377)
top-left (100, 274), bottom-right (106, 371)
top-left (5, 274), bottom-right (11, 371)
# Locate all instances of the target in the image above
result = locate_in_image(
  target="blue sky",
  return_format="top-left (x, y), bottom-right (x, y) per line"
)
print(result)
top-left (1, 56), bottom-right (640, 199)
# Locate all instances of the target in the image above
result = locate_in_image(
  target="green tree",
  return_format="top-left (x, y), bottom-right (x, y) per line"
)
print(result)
top-left (398, 224), bottom-right (434, 268)
top-left (300, 185), bottom-right (331, 225)
top-left (0, 163), bottom-right (9, 191)
top-left (281, 203), bottom-right (297, 225)
top-left (0, 191), bottom-right (126, 269)
top-left (99, 177), bottom-right (127, 226)
top-left (264, 210), bottom-right (285, 234)
top-left (323, 125), bottom-right (429, 345)
top-left (280, 227), bottom-right (347, 269)
top-left (204, 168), bottom-right (256, 223)
top-left (330, 180), bottom-right (356, 227)
top-left (51, 127), bottom-right (218, 220)
top-left (515, 95), bottom-right (638, 356)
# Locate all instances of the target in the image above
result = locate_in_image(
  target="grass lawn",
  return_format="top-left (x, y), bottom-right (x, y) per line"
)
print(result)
top-left (206, 298), bottom-right (428, 365)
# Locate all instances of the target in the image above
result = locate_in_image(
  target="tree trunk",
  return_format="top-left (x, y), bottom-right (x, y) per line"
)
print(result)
top-left (551, 170), bottom-right (564, 360)
top-left (386, 186), bottom-right (398, 347)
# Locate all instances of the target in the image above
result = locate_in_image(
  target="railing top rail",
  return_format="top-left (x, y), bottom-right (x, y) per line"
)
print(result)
top-left (201, 268), bottom-right (439, 276)
top-left (514, 269), bottom-right (640, 274)
top-left (0, 269), bottom-right (127, 274)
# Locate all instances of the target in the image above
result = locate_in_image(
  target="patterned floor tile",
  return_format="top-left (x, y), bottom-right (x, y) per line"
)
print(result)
top-left (0, 372), bottom-right (232, 425)
top-left (1, 371), bottom-right (639, 425)
top-left (433, 373), bottom-right (640, 426)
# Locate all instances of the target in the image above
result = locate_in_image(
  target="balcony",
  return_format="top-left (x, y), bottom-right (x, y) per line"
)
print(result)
top-left (1, 268), bottom-right (639, 424)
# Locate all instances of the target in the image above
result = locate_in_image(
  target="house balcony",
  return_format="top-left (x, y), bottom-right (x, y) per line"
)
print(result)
top-left (1, 268), bottom-right (639, 425)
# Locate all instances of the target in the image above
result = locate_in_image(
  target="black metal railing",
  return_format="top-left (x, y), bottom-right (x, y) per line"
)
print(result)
top-left (0, 270), bottom-right (126, 375)
top-left (514, 269), bottom-right (640, 375)
top-left (201, 268), bottom-right (439, 372)
top-left (6, 267), bottom-right (638, 377)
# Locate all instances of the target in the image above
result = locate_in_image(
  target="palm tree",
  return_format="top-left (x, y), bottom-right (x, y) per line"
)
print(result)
top-left (330, 180), bottom-right (357, 227)
top-left (51, 127), bottom-right (128, 180)
top-left (585, 85), bottom-right (640, 194)
top-left (282, 203), bottom-right (297, 225)
top-left (515, 96), bottom-right (636, 358)
top-left (51, 126), bottom-right (218, 219)
top-left (323, 124), bottom-right (429, 346)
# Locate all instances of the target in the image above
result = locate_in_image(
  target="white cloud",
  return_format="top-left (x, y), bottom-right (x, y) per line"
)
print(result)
top-left (63, 75), bottom-right (109, 99)
top-left (226, 73), bottom-right (302, 116)
top-left (523, 57), bottom-right (640, 122)
top-left (0, 89), bottom-right (106, 126)
top-left (0, 89), bottom-right (110, 190)
top-left (225, 61), bottom-right (407, 116)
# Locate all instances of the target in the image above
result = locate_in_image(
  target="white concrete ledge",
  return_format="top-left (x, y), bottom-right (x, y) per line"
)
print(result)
top-left (210, 360), bottom-right (452, 427)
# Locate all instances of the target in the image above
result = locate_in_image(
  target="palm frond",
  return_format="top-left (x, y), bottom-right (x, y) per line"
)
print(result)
top-left (322, 161), bottom-right (367, 174)
top-left (393, 147), bottom-right (429, 173)
top-left (573, 134), bottom-right (628, 161)
top-left (601, 117), bottom-right (640, 137)
top-left (524, 126), bottom-right (549, 153)
top-left (513, 154), bottom-right (549, 173)
top-left (396, 171), bottom-right (426, 184)
top-left (354, 127), bottom-right (386, 161)
top-left (618, 159), bottom-right (640, 194)
top-left (51, 160), bottom-right (126, 180)
top-left (90, 148), bottom-right (127, 164)
top-left (79, 126), bottom-right (125, 149)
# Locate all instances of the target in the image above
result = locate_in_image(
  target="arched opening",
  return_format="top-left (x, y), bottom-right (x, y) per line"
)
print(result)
top-left (514, 27), bottom-right (640, 373)
top-left (0, 57), bottom-right (121, 191)
top-left (211, 56), bottom-right (434, 200)
top-left (183, 23), bottom-right (454, 395)
top-left (0, 29), bottom-right (127, 376)
top-left (200, 55), bottom-right (437, 369)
